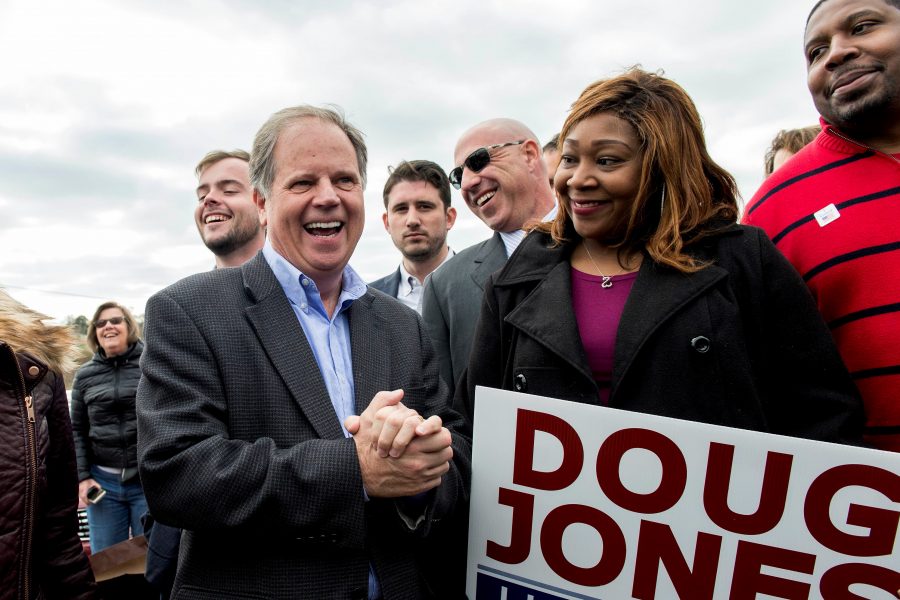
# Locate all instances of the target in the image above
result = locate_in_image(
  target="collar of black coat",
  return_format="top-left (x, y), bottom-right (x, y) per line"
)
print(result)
top-left (494, 221), bottom-right (742, 287)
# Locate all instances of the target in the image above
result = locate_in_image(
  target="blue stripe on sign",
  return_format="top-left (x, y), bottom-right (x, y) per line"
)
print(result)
top-left (476, 565), bottom-right (604, 600)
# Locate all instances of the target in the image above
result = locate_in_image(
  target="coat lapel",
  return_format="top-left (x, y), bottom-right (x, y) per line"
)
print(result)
top-left (241, 254), bottom-right (344, 440)
top-left (348, 293), bottom-right (392, 415)
top-left (469, 233), bottom-right (507, 291)
top-left (504, 260), bottom-right (595, 383)
top-left (389, 268), bottom-right (402, 297)
top-left (613, 258), bottom-right (728, 389)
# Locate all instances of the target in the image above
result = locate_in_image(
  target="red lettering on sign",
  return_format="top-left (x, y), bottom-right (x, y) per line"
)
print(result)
top-left (632, 520), bottom-right (721, 600)
top-left (486, 488), bottom-right (534, 565)
top-left (820, 563), bottom-right (900, 599)
top-left (513, 409), bottom-right (584, 491)
top-left (805, 464), bottom-right (900, 556)
top-left (704, 443), bottom-right (793, 535)
top-left (540, 504), bottom-right (626, 587)
top-left (730, 541), bottom-right (815, 599)
top-left (596, 428), bottom-right (686, 514)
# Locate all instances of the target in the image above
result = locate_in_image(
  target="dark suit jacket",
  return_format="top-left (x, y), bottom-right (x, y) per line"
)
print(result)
top-left (368, 268), bottom-right (401, 298)
top-left (421, 232), bottom-right (506, 397)
top-left (137, 253), bottom-right (471, 600)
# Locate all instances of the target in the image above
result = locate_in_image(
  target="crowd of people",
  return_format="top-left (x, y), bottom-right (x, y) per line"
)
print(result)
top-left (0, 0), bottom-right (897, 598)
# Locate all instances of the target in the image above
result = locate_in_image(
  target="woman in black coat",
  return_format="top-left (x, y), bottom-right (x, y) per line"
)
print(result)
top-left (71, 301), bottom-right (146, 552)
top-left (456, 68), bottom-right (863, 445)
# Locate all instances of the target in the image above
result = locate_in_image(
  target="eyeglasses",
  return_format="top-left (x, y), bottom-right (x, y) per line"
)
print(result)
top-left (94, 316), bottom-right (125, 328)
top-left (448, 140), bottom-right (525, 189)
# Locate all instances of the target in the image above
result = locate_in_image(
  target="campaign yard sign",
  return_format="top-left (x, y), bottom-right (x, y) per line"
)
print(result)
top-left (466, 387), bottom-right (900, 600)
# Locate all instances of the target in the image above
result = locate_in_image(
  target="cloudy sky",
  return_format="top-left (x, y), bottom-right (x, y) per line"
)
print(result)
top-left (0, 0), bottom-right (822, 321)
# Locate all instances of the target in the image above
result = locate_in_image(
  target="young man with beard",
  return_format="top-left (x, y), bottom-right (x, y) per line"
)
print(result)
top-left (744, 0), bottom-right (900, 451)
top-left (194, 150), bottom-right (265, 268)
top-left (142, 150), bottom-right (268, 598)
top-left (370, 160), bottom-right (457, 314)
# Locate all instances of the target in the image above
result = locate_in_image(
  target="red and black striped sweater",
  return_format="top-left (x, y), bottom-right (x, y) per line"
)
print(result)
top-left (744, 119), bottom-right (900, 451)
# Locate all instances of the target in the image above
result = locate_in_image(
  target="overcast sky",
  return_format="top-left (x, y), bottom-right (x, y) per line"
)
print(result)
top-left (0, 0), bottom-right (822, 321)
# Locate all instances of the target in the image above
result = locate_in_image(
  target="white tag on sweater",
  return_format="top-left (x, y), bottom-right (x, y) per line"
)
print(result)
top-left (814, 203), bottom-right (841, 227)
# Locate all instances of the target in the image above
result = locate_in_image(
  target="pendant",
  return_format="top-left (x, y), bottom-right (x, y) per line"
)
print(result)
top-left (601, 276), bottom-right (613, 289)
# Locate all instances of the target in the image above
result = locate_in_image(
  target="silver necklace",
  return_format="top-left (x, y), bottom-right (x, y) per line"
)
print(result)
top-left (583, 243), bottom-right (614, 289)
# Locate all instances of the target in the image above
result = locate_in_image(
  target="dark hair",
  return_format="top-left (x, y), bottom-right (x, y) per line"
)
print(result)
top-left (764, 126), bottom-right (821, 175)
top-left (542, 134), bottom-right (560, 153)
top-left (86, 301), bottom-right (141, 354)
top-left (538, 67), bottom-right (739, 274)
top-left (382, 160), bottom-right (452, 209)
top-left (808, 0), bottom-right (900, 24)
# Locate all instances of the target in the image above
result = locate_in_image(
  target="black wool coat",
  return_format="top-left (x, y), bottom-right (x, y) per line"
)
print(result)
top-left (456, 226), bottom-right (864, 445)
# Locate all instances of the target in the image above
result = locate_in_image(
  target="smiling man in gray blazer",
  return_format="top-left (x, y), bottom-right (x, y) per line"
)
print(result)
top-left (422, 118), bottom-right (556, 396)
top-left (137, 105), bottom-right (470, 600)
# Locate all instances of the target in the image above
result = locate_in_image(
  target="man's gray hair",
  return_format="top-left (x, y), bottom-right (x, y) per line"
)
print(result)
top-left (249, 105), bottom-right (368, 198)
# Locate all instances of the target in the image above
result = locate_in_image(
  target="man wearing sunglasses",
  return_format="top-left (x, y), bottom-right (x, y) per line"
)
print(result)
top-left (422, 118), bottom-right (556, 399)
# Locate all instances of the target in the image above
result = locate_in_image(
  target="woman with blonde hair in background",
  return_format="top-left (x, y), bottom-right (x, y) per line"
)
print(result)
top-left (456, 67), bottom-right (862, 444)
top-left (0, 290), bottom-right (96, 599)
top-left (71, 301), bottom-right (146, 552)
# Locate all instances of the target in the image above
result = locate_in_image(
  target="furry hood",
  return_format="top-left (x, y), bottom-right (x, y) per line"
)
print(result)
top-left (0, 290), bottom-right (79, 375)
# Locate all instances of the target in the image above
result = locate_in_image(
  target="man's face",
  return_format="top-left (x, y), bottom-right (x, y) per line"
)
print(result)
top-left (453, 130), bottom-right (541, 233)
top-left (382, 180), bottom-right (456, 262)
top-left (255, 118), bottom-right (365, 283)
top-left (805, 0), bottom-right (900, 129)
top-left (195, 158), bottom-right (261, 256)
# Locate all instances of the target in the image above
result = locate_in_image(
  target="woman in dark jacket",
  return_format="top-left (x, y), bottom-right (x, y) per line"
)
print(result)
top-left (71, 301), bottom-right (146, 552)
top-left (456, 68), bottom-right (863, 444)
top-left (0, 290), bottom-right (96, 599)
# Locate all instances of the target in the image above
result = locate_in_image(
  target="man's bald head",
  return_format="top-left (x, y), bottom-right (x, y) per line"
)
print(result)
top-left (451, 118), bottom-right (555, 232)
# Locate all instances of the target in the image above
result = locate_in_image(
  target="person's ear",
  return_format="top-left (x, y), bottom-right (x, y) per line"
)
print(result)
top-left (252, 189), bottom-right (268, 226)
top-left (445, 207), bottom-right (457, 231)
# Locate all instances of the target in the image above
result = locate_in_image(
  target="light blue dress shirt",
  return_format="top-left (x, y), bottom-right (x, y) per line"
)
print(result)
top-left (261, 241), bottom-right (381, 599)
top-left (263, 240), bottom-right (366, 435)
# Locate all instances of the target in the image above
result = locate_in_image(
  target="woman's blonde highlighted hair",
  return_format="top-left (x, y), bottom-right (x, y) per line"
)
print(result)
top-left (539, 67), bottom-right (739, 273)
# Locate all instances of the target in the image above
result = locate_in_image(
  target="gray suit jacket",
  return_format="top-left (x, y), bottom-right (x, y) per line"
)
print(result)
top-left (368, 268), bottom-right (401, 298)
top-left (137, 253), bottom-right (471, 600)
top-left (421, 232), bottom-right (506, 397)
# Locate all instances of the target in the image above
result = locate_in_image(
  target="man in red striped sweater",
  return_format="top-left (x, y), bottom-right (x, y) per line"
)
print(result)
top-left (744, 0), bottom-right (900, 451)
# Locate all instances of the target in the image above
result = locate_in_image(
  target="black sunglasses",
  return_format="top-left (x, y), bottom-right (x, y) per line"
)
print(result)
top-left (448, 140), bottom-right (525, 189)
top-left (94, 316), bottom-right (125, 328)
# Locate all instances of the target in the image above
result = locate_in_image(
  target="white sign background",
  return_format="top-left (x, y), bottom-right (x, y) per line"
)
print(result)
top-left (466, 386), bottom-right (900, 599)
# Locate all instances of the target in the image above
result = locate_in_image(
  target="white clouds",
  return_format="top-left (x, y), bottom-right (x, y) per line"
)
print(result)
top-left (0, 0), bottom-right (824, 319)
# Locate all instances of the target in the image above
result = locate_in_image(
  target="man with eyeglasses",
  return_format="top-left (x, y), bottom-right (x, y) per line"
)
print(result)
top-left (422, 118), bottom-right (556, 400)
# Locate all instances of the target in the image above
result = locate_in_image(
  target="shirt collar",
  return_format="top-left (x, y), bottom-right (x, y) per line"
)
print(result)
top-left (397, 247), bottom-right (456, 292)
top-left (397, 262), bottom-right (420, 297)
top-left (262, 239), bottom-right (367, 317)
top-left (498, 205), bottom-right (559, 258)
